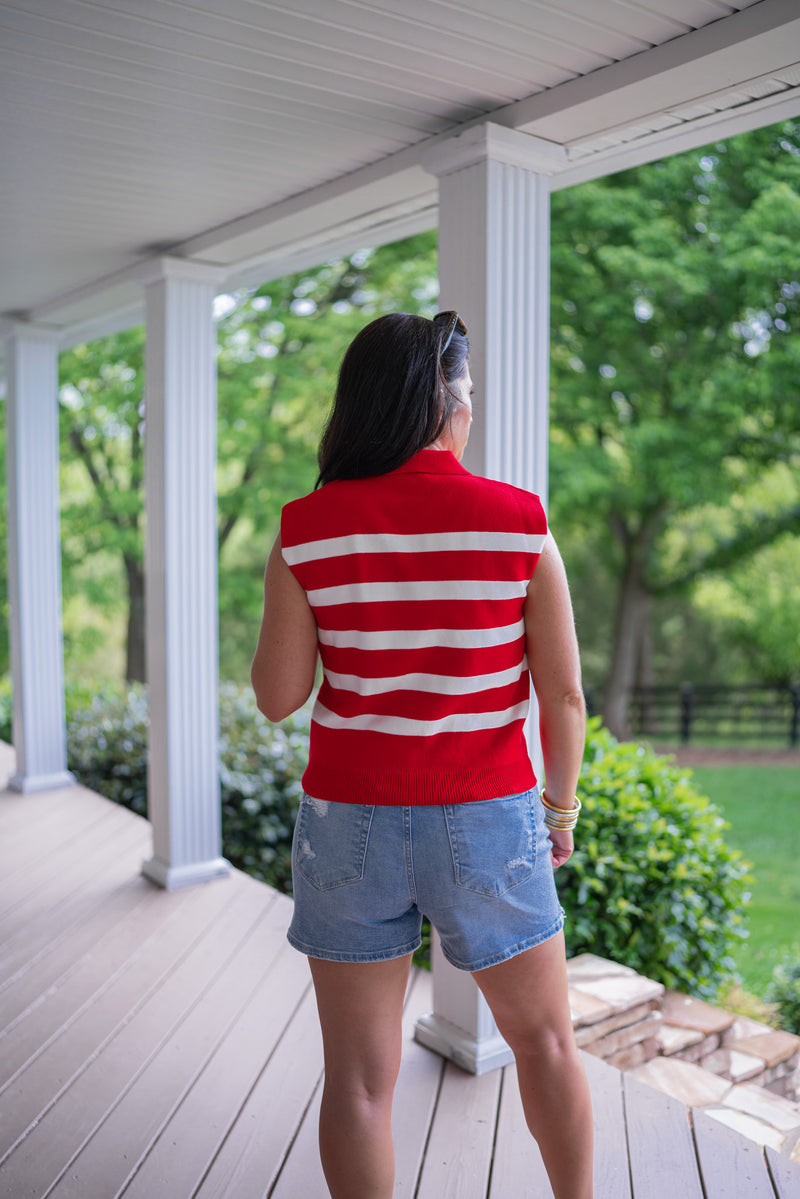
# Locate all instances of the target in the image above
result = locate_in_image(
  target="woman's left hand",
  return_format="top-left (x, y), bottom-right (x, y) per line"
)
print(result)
top-left (547, 827), bottom-right (574, 869)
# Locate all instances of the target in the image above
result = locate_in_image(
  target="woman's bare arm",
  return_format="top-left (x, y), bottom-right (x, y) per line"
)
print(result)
top-left (251, 533), bottom-right (319, 722)
top-left (524, 533), bottom-right (586, 865)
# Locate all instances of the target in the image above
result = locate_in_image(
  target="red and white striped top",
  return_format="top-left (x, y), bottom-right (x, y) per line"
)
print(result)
top-left (280, 448), bottom-right (547, 805)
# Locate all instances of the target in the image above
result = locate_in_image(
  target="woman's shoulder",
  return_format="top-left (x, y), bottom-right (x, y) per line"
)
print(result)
top-left (280, 477), bottom-right (371, 543)
top-left (466, 472), bottom-right (547, 531)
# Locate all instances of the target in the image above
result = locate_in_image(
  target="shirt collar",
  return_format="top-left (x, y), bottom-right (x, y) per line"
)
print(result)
top-left (391, 448), bottom-right (471, 476)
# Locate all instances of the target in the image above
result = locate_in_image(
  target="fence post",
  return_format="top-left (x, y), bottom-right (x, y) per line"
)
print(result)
top-left (680, 682), bottom-right (694, 744)
top-left (791, 684), bottom-right (800, 749)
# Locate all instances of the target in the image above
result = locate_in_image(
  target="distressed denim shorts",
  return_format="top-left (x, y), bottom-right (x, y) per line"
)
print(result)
top-left (287, 788), bottom-right (564, 972)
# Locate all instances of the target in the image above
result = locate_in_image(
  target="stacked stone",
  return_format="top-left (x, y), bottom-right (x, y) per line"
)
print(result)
top-left (656, 992), bottom-right (800, 1100)
top-left (566, 958), bottom-right (800, 1164)
top-left (566, 954), bottom-right (664, 1070)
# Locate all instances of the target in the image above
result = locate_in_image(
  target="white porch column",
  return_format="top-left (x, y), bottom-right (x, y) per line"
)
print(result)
top-left (141, 259), bottom-right (231, 890)
top-left (3, 323), bottom-right (74, 793)
top-left (414, 124), bottom-right (566, 1073)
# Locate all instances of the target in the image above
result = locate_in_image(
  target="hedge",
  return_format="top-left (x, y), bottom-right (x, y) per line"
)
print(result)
top-left (557, 719), bottom-right (750, 998)
top-left (60, 679), bottom-right (307, 894)
top-left (766, 954), bottom-right (800, 1035)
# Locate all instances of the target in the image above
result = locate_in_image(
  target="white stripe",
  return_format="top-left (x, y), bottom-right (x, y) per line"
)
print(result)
top-left (324, 662), bottom-right (524, 696)
top-left (308, 578), bottom-right (527, 607)
top-left (283, 530), bottom-right (545, 565)
top-left (317, 619), bottom-right (524, 651)
top-left (311, 699), bottom-right (530, 738)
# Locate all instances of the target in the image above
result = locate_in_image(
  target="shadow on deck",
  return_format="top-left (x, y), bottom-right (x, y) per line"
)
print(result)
top-left (1, 744), bottom-right (799, 1198)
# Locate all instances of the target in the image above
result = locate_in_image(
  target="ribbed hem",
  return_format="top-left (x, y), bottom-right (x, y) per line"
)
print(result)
top-left (301, 760), bottom-right (536, 805)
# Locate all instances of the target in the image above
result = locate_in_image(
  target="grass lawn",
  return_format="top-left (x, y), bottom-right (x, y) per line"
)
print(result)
top-left (688, 764), bottom-right (800, 997)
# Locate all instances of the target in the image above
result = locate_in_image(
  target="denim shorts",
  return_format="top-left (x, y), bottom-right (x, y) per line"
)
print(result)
top-left (287, 788), bottom-right (564, 972)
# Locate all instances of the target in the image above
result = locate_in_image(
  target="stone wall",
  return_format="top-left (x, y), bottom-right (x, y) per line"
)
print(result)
top-left (567, 954), bottom-right (800, 1163)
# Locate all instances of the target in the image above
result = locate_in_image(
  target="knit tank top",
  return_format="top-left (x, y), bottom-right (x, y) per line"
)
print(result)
top-left (280, 448), bottom-right (547, 805)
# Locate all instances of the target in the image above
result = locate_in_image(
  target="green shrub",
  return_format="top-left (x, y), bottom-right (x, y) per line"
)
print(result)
top-left (765, 954), bottom-right (800, 1034)
top-left (217, 683), bottom-right (307, 893)
top-left (0, 676), bottom-right (12, 744)
top-left (63, 679), bottom-right (307, 893)
top-left (67, 683), bottom-right (149, 815)
top-left (557, 719), bottom-right (751, 998)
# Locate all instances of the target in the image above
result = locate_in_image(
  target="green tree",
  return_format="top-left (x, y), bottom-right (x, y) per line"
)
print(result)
top-left (59, 330), bottom-right (146, 681)
top-left (549, 120), bottom-right (800, 735)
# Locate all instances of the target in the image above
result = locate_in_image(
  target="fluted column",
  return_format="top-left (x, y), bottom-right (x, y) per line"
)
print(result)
top-left (141, 259), bottom-right (230, 889)
top-left (3, 323), bottom-right (74, 792)
top-left (415, 124), bottom-right (566, 1072)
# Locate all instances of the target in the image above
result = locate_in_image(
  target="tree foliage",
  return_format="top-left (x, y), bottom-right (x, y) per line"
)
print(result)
top-left (59, 330), bottom-right (146, 680)
top-left (549, 120), bottom-right (800, 732)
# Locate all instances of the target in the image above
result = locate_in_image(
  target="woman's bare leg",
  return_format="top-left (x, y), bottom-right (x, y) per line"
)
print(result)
top-left (309, 954), bottom-right (413, 1199)
top-left (473, 932), bottom-right (594, 1199)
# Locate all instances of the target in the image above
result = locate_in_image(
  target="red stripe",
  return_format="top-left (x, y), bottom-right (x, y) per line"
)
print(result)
top-left (320, 640), bottom-right (524, 678)
top-left (293, 549), bottom-right (538, 589)
top-left (315, 597), bottom-right (525, 630)
top-left (318, 676), bottom-right (529, 721)
top-left (307, 720), bottom-right (532, 775)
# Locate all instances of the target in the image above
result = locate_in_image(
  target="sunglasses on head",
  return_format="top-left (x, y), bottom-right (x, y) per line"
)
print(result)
top-left (433, 311), bottom-right (468, 354)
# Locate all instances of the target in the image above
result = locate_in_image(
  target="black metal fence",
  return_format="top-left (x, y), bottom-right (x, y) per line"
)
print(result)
top-left (623, 683), bottom-right (800, 748)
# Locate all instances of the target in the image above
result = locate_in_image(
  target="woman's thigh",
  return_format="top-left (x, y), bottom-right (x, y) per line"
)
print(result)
top-left (471, 930), bottom-right (574, 1050)
top-left (309, 955), bottom-right (413, 1089)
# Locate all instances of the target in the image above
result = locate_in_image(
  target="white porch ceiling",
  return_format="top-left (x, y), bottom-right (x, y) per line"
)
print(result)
top-left (2, 0), bottom-right (800, 344)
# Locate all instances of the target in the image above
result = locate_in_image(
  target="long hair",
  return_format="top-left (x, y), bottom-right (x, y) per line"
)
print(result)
top-left (316, 312), bottom-right (469, 486)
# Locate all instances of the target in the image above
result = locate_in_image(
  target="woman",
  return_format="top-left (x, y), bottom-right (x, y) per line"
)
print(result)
top-left (251, 311), bottom-right (593, 1199)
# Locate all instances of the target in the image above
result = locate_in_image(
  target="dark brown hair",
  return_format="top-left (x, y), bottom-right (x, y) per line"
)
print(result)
top-left (316, 312), bottom-right (469, 485)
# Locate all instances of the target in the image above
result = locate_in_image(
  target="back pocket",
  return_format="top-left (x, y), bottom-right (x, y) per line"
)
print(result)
top-left (444, 792), bottom-right (536, 897)
top-left (293, 795), bottom-right (374, 891)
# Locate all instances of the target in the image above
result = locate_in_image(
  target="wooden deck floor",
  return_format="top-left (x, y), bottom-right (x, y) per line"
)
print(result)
top-left (1, 746), bottom-right (799, 1199)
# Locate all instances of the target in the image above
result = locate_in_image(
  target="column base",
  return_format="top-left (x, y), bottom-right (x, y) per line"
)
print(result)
top-left (8, 769), bottom-right (75, 794)
top-left (414, 1011), bottom-right (514, 1075)
top-left (142, 855), bottom-right (232, 891)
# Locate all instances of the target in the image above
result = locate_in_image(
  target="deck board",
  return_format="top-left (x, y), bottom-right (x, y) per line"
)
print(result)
top-left (195, 985), bottom-right (324, 1199)
top-left (624, 1072), bottom-right (705, 1198)
top-left (1, 760), bottom-right (800, 1199)
top-left (0, 822), bottom-right (149, 987)
top-left (392, 970), bottom-right (445, 1199)
top-left (0, 874), bottom-right (230, 1146)
top-left (415, 1062), bottom-right (501, 1199)
top-left (118, 930), bottom-right (310, 1199)
top-left (49, 895), bottom-right (295, 1199)
top-left (693, 1108), bottom-right (778, 1199)
top-left (767, 1147), bottom-right (800, 1199)
top-left (489, 1064), bottom-right (552, 1198)
top-left (1, 881), bottom-right (269, 1195)
top-left (0, 873), bottom-right (161, 1039)
top-left (582, 1052), bottom-right (634, 1199)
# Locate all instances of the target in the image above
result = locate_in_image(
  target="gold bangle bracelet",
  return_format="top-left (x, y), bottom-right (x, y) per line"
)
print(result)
top-left (541, 790), bottom-right (581, 831)
top-left (541, 791), bottom-right (581, 815)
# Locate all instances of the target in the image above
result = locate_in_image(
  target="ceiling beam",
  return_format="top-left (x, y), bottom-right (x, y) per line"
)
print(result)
top-left (497, 0), bottom-right (800, 143)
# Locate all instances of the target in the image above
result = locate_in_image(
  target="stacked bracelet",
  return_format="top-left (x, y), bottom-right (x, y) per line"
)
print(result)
top-left (541, 790), bottom-right (581, 831)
